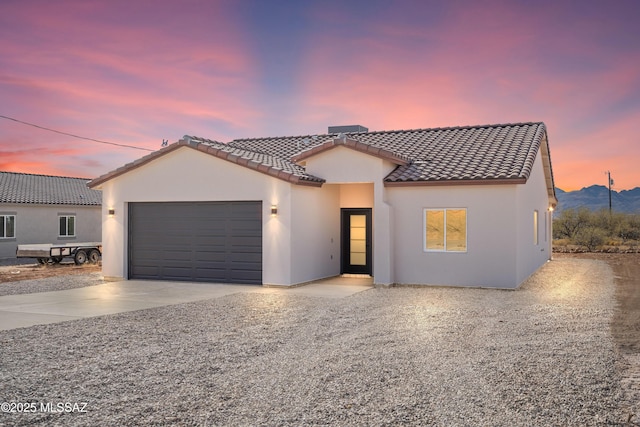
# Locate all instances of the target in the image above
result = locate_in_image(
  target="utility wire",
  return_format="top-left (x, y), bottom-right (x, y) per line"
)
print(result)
top-left (0, 114), bottom-right (154, 152)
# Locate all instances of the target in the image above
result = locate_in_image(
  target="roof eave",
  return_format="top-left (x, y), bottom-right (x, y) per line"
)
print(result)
top-left (384, 177), bottom-right (528, 187)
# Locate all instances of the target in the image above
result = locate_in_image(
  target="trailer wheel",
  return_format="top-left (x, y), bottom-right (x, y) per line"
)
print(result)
top-left (74, 250), bottom-right (87, 265)
top-left (52, 256), bottom-right (63, 264)
top-left (88, 249), bottom-right (100, 264)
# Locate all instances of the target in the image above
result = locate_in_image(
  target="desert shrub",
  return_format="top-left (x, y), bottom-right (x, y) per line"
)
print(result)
top-left (619, 215), bottom-right (640, 241)
top-left (573, 226), bottom-right (607, 251)
top-left (553, 208), bottom-right (592, 239)
top-left (553, 207), bottom-right (640, 251)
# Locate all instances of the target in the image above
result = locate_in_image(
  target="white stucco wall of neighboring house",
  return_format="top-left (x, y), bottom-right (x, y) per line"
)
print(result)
top-left (302, 146), bottom-right (397, 284)
top-left (0, 204), bottom-right (101, 261)
top-left (97, 147), bottom-right (294, 285)
top-left (515, 151), bottom-right (554, 285)
top-left (387, 184), bottom-right (520, 288)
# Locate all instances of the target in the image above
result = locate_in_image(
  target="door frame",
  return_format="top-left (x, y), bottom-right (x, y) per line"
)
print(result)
top-left (340, 208), bottom-right (372, 275)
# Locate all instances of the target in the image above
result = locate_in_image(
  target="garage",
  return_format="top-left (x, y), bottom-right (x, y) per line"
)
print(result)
top-left (128, 201), bottom-right (262, 284)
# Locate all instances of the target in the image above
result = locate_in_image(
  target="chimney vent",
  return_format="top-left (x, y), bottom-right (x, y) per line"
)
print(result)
top-left (328, 125), bottom-right (368, 134)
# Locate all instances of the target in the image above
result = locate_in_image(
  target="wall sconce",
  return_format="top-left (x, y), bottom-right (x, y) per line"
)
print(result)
top-left (270, 205), bottom-right (278, 216)
top-left (548, 206), bottom-right (555, 213)
top-left (108, 208), bottom-right (115, 216)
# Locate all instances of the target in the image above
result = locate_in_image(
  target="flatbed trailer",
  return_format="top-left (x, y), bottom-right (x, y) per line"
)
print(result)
top-left (16, 242), bottom-right (102, 265)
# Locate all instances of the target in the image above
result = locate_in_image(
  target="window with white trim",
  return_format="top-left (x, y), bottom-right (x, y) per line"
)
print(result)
top-left (59, 215), bottom-right (76, 237)
top-left (1, 215), bottom-right (16, 238)
top-left (424, 208), bottom-right (467, 252)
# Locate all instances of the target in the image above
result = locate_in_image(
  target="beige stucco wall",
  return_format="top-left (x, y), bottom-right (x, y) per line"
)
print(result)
top-left (515, 151), bottom-right (554, 284)
top-left (387, 183), bottom-right (519, 288)
top-left (338, 183), bottom-right (374, 208)
top-left (387, 151), bottom-right (552, 289)
top-left (0, 204), bottom-right (101, 261)
top-left (97, 147), bottom-right (295, 284)
top-left (290, 184), bottom-right (340, 284)
top-left (95, 144), bottom-right (553, 289)
top-left (302, 146), bottom-right (396, 284)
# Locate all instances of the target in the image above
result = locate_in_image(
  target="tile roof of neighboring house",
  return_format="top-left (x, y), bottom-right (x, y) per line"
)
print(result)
top-left (89, 122), bottom-right (555, 203)
top-left (0, 171), bottom-right (102, 206)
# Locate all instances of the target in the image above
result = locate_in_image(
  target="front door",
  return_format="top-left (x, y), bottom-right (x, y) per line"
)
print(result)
top-left (341, 208), bottom-right (372, 275)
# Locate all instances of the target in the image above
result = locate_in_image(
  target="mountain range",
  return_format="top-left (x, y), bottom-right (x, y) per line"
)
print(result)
top-left (555, 185), bottom-right (640, 214)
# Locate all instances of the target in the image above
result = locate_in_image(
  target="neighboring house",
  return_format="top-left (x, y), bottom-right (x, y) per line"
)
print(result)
top-left (0, 172), bottom-right (102, 262)
top-left (88, 122), bottom-right (557, 288)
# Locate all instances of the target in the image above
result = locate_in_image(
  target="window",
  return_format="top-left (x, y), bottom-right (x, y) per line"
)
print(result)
top-left (59, 215), bottom-right (76, 237)
top-left (533, 210), bottom-right (539, 245)
top-left (424, 209), bottom-right (467, 252)
top-left (1, 215), bottom-right (16, 238)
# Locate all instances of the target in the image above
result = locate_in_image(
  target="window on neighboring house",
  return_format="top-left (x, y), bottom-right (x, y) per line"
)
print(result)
top-left (1, 215), bottom-right (16, 238)
top-left (424, 208), bottom-right (467, 252)
top-left (534, 210), bottom-right (539, 245)
top-left (59, 215), bottom-right (76, 237)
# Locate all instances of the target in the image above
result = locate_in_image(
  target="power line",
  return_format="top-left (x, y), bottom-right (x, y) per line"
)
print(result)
top-left (0, 114), bottom-right (154, 152)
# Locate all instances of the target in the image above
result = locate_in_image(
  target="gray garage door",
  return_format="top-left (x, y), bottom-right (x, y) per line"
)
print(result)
top-left (128, 201), bottom-right (262, 284)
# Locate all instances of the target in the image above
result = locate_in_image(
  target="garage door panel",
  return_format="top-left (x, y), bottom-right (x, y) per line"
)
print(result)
top-left (228, 251), bottom-right (261, 261)
top-left (130, 265), bottom-right (160, 277)
top-left (228, 270), bottom-right (261, 281)
top-left (129, 201), bottom-right (262, 284)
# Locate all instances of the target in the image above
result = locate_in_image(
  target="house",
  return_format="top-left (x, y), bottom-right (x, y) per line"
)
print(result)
top-left (88, 122), bottom-right (557, 288)
top-left (0, 172), bottom-right (102, 262)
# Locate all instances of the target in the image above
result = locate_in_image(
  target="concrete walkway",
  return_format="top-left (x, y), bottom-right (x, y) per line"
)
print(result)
top-left (0, 276), bottom-right (372, 331)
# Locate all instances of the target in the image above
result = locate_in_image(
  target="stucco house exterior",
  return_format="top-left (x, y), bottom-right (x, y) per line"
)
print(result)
top-left (0, 172), bottom-right (102, 262)
top-left (89, 122), bottom-right (557, 288)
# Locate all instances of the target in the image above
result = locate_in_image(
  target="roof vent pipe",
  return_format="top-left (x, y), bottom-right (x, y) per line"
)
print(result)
top-left (328, 125), bottom-right (368, 134)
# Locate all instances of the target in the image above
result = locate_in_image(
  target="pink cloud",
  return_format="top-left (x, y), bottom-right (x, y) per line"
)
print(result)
top-left (289, 1), bottom-right (639, 190)
top-left (0, 0), bottom-right (264, 177)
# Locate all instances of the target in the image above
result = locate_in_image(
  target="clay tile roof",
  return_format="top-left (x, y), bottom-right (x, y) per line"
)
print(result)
top-left (88, 136), bottom-right (325, 188)
top-left (187, 136), bottom-right (324, 186)
top-left (89, 122), bottom-right (553, 193)
top-left (0, 171), bottom-right (101, 205)
top-left (381, 123), bottom-right (548, 184)
top-left (231, 122), bottom-right (549, 185)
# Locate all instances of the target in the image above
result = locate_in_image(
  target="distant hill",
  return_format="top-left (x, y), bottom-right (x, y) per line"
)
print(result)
top-left (555, 185), bottom-right (640, 214)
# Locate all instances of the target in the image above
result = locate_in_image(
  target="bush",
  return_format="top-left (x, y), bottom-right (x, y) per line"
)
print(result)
top-left (553, 208), bottom-right (640, 251)
top-left (573, 226), bottom-right (607, 251)
top-left (553, 208), bottom-right (592, 239)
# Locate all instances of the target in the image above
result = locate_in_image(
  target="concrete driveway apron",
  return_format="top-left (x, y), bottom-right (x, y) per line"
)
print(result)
top-left (0, 277), bottom-right (372, 331)
top-left (0, 281), bottom-right (256, 331)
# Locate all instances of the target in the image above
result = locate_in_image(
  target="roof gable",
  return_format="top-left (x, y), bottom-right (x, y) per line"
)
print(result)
top-left (291, 136), bottom-right (411, 165)
top-left (0, 171), bottom-right (101, 206)
top-left (88, 137), bottom-right (325, 189)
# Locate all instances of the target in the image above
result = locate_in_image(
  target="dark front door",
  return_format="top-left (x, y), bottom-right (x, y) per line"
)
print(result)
top-left (341, 208), bottom-right (372, 275)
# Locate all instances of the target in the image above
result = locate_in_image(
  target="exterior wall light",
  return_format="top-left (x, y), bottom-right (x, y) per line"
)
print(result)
top-left (108, 208), bottom-right (115, 216)
top-left (548, 206), bottom-right (554, 212)
top-left (271, 205), bottom-right (278, 216)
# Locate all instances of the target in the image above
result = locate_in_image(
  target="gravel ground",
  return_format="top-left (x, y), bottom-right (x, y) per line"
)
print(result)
top-left (0, 272), bottom-right (106, 297)
top-left (0, 258), bottom-right (633, 426)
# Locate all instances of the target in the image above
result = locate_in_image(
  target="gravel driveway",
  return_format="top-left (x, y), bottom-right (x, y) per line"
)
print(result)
top-left (0, 258), bottom-right (635, 426)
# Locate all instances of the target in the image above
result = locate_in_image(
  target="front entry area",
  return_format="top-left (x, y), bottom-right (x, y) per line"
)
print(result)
top-left (341, 208), bottom-right (372, 275)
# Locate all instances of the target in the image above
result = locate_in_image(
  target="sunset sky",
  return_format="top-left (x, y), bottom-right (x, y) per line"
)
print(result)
top-left (1, 0), bottom-right (639, 191)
